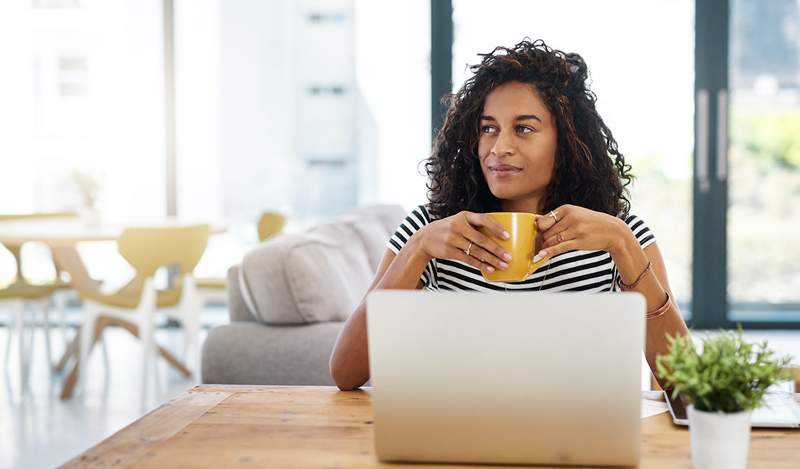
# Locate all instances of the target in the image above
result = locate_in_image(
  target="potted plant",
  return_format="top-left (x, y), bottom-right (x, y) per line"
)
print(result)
top-left (656, 329), bottom-right (791, 469)
top-left (68, 170), bottom-right (102, 225)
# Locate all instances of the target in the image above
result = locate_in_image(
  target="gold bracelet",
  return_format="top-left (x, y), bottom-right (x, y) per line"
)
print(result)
top-left (646, 291), bottom-right (671, 320)
top-left (619, 260), bottom-right (652, 291)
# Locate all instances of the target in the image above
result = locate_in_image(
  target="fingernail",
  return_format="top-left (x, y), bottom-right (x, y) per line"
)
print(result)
top-left (486, 265), bottom-right (495, 273)
top-left (533, 250), bottom-right (547, 262)
top-left (502, 231), bottom-right (510, 240)
top-left (499, 261), bottom-right (509, 269)
top-left (503, 253), bottom-right (512, 261)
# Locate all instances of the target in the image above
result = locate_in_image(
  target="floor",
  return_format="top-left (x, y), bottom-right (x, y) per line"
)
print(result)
top-left (1, 307), bottom-right (227, 469)
top-left (1, 311), bottom-right (799, 469)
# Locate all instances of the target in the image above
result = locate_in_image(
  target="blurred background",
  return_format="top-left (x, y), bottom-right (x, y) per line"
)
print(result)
top-left (2, 0), bottom-right (798, 324)
top-left (0, 0), bottom-right (798, 467)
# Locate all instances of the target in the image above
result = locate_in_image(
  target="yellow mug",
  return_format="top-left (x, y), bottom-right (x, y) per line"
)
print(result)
top-left (479, 212), bottom-right (547, 282)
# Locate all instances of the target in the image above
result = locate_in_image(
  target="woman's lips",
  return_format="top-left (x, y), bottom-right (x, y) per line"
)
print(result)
top-left (489, 164), bottom-right (522, 178)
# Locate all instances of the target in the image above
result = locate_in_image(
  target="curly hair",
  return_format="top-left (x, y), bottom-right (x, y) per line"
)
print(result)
top-left (424, 38), bottom-right (633, 219)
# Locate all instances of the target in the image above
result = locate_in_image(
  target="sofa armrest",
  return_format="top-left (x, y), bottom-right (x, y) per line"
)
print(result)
top-left (227, 264), bottom-right (256, 323)
top-left (201, 321), bottom-right (343, 385)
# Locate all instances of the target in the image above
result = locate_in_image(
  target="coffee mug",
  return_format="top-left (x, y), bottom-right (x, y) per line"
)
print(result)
top-left (479, 212), bottom-right (547, 282)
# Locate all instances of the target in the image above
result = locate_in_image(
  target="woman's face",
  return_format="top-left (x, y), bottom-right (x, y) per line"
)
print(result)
top-left (477, 81), bottom-right (557, 211)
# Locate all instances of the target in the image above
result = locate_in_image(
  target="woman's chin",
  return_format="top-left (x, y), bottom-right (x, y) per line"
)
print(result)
top-left (489, 187), bottom-right (521, 202)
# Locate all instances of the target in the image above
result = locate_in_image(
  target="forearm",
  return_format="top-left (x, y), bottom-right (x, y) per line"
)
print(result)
top-left (330, 234), bottom-right (432, 390)
top-left (609, 221), bottom-right (689, 387)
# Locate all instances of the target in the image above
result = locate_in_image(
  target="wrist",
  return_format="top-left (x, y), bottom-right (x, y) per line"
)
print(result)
top-left (609, 218), bottom-right (649, 283)
top-left (608, 217), bottom-right (637, 259)
top-left (407, 229), bottom-right (434, 265)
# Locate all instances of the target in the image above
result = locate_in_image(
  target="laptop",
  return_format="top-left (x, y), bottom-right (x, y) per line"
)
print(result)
top-left (665, 389), bottom-right (800, 428)
top-left (366, 290), bottom-right (646, 467)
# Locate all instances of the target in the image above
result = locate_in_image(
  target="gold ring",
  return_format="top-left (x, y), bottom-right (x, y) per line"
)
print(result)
top-left (549, 210), bottom-right (559, 222)
top-left (465, 242), bottom-right (473, 257)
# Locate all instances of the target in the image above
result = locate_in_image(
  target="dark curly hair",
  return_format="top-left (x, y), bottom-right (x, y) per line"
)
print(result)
top-left (424, 39), bottom-right (633, 219)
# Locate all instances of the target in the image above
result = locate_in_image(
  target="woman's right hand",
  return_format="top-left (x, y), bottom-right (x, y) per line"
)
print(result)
top-left (416, 211), bottom-right (513, 273)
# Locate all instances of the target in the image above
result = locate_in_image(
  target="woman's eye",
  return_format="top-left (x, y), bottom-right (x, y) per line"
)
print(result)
top-left (516, 125), bottom-right (534, 134)
top-left (480, 125), bottom-right (496, 134)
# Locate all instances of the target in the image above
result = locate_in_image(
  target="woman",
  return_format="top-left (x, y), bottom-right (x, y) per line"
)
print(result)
top-left (329, 39), bottom-right (689, 391)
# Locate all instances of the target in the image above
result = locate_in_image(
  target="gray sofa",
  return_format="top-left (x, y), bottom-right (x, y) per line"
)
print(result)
top-left (201, 204), bottom-right (407, 385)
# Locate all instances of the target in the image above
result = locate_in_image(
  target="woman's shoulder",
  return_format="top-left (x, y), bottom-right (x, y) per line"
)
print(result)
top-left (405, 204), bottom-right (436, 226)
top-left (618, 211), bottom-right (656, 249)
top-left (387, 204), bottom-right (436, 254)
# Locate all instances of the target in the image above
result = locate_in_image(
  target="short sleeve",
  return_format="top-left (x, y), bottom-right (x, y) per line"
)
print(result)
top-left (386, 205), bottom-right (437, 289)
top-left (623, 214), bottom-right (656, 250)
top-left (387, 205), bottom-right (433, 254)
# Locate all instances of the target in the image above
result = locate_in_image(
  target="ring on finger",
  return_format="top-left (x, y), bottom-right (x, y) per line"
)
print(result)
top-left (556, 232), bottom-right (564, 243)
top-left (464, 242), bottom-right (473, 257)
top-left (549, 210), bottom-right (559, 222)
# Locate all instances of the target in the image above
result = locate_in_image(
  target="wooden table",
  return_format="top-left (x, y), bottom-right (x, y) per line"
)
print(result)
top-left (61, 385), bottom-right (800, 468)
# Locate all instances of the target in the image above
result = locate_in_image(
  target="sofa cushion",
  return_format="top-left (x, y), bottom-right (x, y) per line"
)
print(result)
top-left (238, 205), bottom-right (404, 325)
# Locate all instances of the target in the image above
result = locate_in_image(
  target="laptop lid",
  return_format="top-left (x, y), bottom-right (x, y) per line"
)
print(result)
top-left (367, 290), bottom-right (645, 467)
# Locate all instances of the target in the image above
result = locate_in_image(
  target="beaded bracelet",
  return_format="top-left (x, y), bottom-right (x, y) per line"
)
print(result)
top-left (618, 260), bottom-right (652, 291)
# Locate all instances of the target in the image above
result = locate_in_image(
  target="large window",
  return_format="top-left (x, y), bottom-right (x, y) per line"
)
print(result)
top-left (0, 0), bottom-right (166, 220)
top-left (175, 0), bottom-right (430, 227)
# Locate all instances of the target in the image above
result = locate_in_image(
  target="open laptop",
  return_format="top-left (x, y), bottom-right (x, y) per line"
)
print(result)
top-left (664, 388), bottom-right (800, 428)
top-left (366, 290), bottom-right (646, 467)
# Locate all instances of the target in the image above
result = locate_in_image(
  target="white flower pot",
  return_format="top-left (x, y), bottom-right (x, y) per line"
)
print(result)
top-left (688, 405), bottom-right (752, 469)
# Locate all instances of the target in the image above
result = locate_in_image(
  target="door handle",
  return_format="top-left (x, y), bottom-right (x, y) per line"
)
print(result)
top-left (696, 89), bottom-right (710, 193)
top-left (717, 89), bottom-right (728, 181)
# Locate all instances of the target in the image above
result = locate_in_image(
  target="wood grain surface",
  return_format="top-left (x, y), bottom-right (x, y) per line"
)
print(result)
top-left (61, 385), bottom-right (800, 468)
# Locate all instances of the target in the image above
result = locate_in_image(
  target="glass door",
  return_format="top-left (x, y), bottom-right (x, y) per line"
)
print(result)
top-left (727, 0), bottom-right (800, 323)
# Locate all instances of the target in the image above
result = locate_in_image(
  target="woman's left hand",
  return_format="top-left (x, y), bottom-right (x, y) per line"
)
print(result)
top-left (534, 204), bottom-right (629, 261)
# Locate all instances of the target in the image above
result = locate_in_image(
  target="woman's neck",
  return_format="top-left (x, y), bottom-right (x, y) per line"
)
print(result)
top-left (501, 196), bottom-right (543, 214)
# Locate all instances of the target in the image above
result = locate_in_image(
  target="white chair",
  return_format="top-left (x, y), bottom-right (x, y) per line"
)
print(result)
top-left (77, 225), bottom-right (210, 402)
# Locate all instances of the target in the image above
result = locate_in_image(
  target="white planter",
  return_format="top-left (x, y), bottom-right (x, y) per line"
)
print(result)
top-left (688, 405), bottom-right (752, 469)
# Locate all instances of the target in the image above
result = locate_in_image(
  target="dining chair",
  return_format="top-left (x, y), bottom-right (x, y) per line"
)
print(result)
top-left (0, 211), bottom-right (80, 397)
top-left (1, 211), bottom-right (79, 346)
top-left (256, 212), bottom-right (286, 243)
top-left (77, 224), bottom-right (210, 400)
top-left (1, 283), bottom-right (57, 397)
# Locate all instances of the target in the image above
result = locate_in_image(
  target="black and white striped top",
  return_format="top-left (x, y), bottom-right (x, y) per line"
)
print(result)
top-left (387, 205), bottom-right (656, 293)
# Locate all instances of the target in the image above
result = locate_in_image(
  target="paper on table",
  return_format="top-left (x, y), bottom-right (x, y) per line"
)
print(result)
top-left (641, 397), bottom-right (669, 419)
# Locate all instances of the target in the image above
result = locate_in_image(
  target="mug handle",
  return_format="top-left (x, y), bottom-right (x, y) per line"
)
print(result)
top-left (527, 254), bottom-right (548, 277)
top-left (526, 221), bottom-right (548, 276)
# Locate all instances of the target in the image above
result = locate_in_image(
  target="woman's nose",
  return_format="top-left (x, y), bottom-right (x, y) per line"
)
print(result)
top-left (491, 130), bottom-right (515, 157)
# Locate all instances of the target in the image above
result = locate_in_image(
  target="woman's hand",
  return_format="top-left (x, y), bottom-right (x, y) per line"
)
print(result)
top-left (534, 204), bottom-right (630, 261)
top-left (417, 211), bottom-right (513, 273)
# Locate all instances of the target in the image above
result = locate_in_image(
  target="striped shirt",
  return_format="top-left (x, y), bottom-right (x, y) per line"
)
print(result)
top-left (387, 205), bottom-right (656, 293)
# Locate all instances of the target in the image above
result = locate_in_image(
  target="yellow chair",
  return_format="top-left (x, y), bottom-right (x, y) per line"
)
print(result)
top-left (1, 284), bottom-right (56, 396)
top-left (257, 212), bottom-right (286, 242)
top-left (78, 225), bottom-right (210, 401)
top-left (0, 211), bottom-right (77, 396)
top-left (195, 212), bottom-right (286, 296)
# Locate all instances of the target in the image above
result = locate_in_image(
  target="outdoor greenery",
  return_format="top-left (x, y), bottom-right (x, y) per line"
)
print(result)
top-left (656, 329), bottom-right (792, 413)
top-left (732, 111), bottom-right (800, 171)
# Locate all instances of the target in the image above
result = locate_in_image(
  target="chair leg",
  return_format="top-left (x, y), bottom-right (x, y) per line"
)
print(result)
top-left (54, 290), bottom-right (69, 347)
top-left (15, 301), bottom-right (29, 396)
top-left (139, 316), bottom-right (155, 404)
top-left (180, 275), bottom-right (202, 374)
top-left (4, 307), bottom-right (13, 373)
top-left (79, 306), bottom-right (98, 398)
top-left (42, 301), bottom-right (54, 373)
top-left (100, 331), bottom-right (110, 373)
